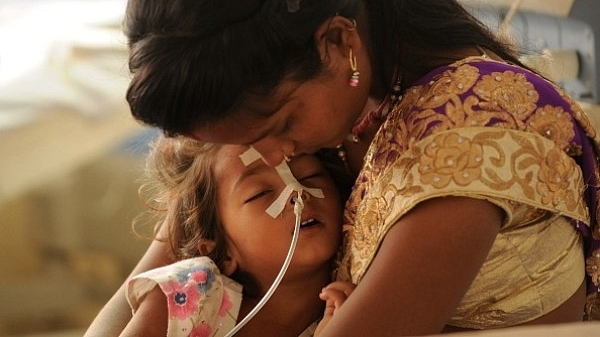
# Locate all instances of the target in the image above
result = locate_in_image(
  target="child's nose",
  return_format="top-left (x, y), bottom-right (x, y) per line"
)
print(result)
top-left (289, 190), bottom-right (310, 204)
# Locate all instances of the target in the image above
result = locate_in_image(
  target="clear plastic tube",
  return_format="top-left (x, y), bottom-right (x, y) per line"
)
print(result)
top-left (224, 190), bottom-right (304, 336)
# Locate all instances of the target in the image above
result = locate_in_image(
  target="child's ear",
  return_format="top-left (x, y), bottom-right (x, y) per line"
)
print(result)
top-left (221, 254), bottom-right (238, 276)
top-left (197, 239), bottom-right (217, 256)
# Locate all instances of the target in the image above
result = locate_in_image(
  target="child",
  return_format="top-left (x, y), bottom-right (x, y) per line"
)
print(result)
top-left (119, 136), bottom-right (353, 337)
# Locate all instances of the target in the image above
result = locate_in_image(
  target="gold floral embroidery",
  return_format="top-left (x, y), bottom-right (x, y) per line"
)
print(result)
top-left (596, 198), bottom-right (600, 239)
top-left (527, 105), bottom-right (575, 150)
top-left (585, 292), bottom-right (600, 321)
top-left (596, 167), bottom-right (600, 241)
top-left (342, 196), bottom-right (390, 280)
top-left (587, 249), bottom-right (600, 286)
top-left (537, 147), bottom-right (579, 211)
top-left (462, 95), bottom-right (512, 129)
top-left (419, 132), bottom-right (483, 188)
top-left (418, 64), bottom-right (480, 110)
top-left (354, 197), bottom-right (384, 256)
top-left (473, 70), bottom-right (539, 121)
top-left (342, 127), bottom-right (588, 284)
top-left (560, 88), bottom-right (600, 143)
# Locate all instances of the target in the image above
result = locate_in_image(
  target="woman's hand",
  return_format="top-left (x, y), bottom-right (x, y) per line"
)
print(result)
top-left (315, 281), bottom-right (356, 336)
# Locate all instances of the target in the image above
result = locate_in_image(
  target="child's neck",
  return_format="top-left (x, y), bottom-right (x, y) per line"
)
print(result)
top-left (235, 266), bottom-right (331, 336)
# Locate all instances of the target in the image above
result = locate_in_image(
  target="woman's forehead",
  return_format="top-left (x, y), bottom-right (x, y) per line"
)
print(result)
top-left (191, 81), bottom-right (301, 143)
top-left (191, 111), bottom-right (272, 145)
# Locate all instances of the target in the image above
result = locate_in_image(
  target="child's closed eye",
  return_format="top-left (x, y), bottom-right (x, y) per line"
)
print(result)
top-left (299, 172), bottom-right (327, 183)
top-left (244, 190), bottom-right (272, 204)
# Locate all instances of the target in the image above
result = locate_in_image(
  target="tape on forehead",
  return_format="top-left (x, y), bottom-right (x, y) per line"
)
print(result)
top-left (238, 147), bottom-right (324, 218)
top-left (239, 146), bottom-right (264, 166)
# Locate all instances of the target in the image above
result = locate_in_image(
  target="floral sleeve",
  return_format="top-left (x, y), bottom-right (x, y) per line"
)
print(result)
top-left (126, 256), bottom-right (243, 337)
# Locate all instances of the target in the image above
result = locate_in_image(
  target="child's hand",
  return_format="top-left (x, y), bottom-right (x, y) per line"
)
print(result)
top-left (314, 281), bottom-right (356, 336)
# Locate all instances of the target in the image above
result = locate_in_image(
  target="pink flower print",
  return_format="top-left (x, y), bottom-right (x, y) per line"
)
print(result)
top-left (219, 291), bottom-right (233, 317)
top-left (189, 322), bottom-right (212, 337)
top-left (177, 266), bottom-right (216, 292)
top-left (163, 280), bottom-right (200, 320)
top-left (189, 269), bottom-right (208, 284)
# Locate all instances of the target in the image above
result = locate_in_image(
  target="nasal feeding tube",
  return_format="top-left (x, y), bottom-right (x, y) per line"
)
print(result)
top-left (224, 148), bottom-right (323, 336)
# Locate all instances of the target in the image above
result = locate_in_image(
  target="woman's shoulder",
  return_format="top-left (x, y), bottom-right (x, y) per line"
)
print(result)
top-left (417, 55), bottom-right (547, 87)
top-left (404, 54), bottom-right (578, 116)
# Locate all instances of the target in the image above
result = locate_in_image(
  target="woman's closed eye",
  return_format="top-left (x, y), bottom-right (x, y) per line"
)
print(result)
top-left (279, 120), bottom-right (291, 135)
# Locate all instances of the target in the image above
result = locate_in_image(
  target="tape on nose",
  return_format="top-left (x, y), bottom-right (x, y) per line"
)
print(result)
top-left (290, 192), bottom-right (306, 205)
top-left (238, 147), bottom-right (323, 218)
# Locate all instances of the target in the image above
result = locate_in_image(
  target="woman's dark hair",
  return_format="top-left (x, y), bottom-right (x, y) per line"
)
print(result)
top-left (124, 0), bottom-right (524, 136)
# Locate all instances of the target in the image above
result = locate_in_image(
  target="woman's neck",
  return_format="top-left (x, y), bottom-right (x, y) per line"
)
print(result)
top-left (343, 45), bottom-right (493, 177)
top-left (234, 266), bottom-right (331, 336)
top-left (343, 97), bottom-right (386, 177)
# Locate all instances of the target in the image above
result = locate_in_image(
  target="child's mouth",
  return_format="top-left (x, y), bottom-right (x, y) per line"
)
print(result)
top-left (300, 218), bottom-right (318, 228)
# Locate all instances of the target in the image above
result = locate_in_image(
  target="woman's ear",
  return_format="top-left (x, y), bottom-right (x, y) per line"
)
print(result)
top-left (314, 15), bottom-right (362, 62)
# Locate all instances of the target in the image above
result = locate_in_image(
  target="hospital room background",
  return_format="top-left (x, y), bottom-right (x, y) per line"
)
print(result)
top-left (1, 0), bottom-right (599, 336)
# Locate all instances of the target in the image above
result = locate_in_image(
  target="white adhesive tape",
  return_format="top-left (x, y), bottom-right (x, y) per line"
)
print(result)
top-left (238, 147), bottom-right (324, 218)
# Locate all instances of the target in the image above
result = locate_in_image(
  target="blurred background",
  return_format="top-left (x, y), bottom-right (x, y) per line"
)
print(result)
top-left (0, 0), bottom-right (154, 335)
top-left (0, 0), bottom-right (599, 336)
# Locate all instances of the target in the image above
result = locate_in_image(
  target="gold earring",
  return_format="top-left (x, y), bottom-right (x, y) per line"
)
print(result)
top-left (349, 48), bottom-right (359, 88)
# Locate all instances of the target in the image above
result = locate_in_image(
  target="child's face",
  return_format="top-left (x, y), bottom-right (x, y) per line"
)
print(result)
top-left (213, 144), bottom-right (343, 284)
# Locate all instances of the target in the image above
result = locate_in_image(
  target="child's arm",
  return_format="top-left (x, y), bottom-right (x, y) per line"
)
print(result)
top-left (119, 286), bottom-right (168, 337)
top-left (314, 281), bottom-right (356, 336)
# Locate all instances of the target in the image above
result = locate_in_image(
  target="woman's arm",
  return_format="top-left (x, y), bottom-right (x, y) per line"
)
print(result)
top-left (320, 196), bottom-right (503, 336)
top-left (84, 224), bottom-right (175, 337)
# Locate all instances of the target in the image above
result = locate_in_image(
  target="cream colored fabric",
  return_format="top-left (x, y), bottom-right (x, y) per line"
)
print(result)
top-left (127, 257), bottom-right (243, 337)
top-left (429, 321), bottom-right (600, 337)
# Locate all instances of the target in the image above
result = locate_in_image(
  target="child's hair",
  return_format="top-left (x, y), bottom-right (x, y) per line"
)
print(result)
top-left (137, 136), bottom-right (353, 272)
top-left (138, 136), bottom-right (229, 270)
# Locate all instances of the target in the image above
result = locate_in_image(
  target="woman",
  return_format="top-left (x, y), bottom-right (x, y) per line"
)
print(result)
top-left (87, 0), bottom-right (600, 335)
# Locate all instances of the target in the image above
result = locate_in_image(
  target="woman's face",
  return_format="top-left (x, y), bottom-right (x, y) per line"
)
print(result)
top-left (214, 145), bottom-right (343, 286)
top-left (192, 43), bottom-right (372, 166)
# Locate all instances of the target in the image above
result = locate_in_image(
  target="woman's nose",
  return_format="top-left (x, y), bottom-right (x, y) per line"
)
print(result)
top-left (252, 137), bottom-right (295, 167)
